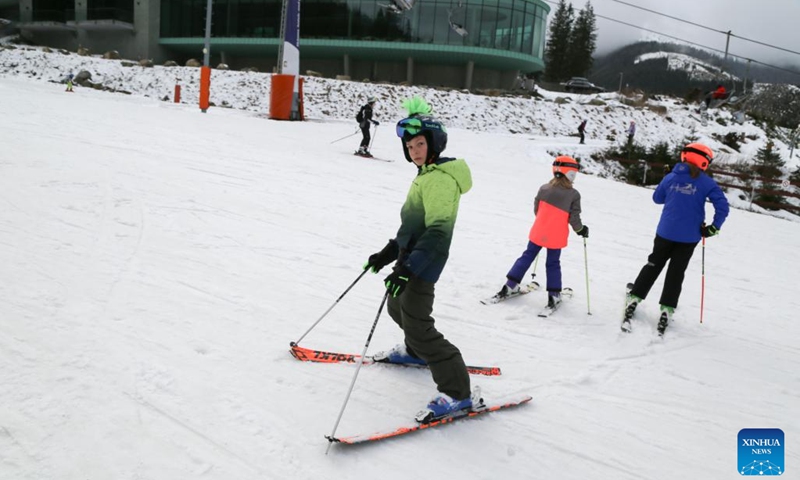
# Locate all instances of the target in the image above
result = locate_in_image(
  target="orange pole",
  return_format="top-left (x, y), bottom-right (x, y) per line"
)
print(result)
top-left (174, 84), bottom-right (181, 103)
top-left (199, 66), bottom-right (211, 112)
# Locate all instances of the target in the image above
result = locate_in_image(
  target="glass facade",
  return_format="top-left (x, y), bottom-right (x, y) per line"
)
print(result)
top-left (87, 0), bottom-right (134, 23)
top-left (32, 0), bottom-right (72, 22)
top-left (160, 0), bottom-right (547, 57)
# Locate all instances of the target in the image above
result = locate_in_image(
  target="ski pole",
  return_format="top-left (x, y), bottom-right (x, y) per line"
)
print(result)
top-left (583, 237), bottom-right (591, 315)
top-left (330, 127), bottom-right (360, 144)
top-left (291, 269), bottom-right (368, 347)
top-left (368, 124), bottom-right (378, 152)
top-left (700, 235), bottom-right (706, 324)
top-left (530, 253), bottom-right (540, 288)
top-left (325, 292), bottom-right (389, 453)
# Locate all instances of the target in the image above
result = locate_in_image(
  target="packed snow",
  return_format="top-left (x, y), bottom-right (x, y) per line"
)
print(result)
top-left (1, 48), bottom-right (799, 480)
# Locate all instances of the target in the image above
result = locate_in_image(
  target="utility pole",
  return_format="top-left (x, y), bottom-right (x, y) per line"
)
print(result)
top-left (723, 30), bottom-right (731, 64)
top-left (199, 0), bottom-right (213, 113)
top-left (203, 0), bottom-right (212, 68)
top-left (618, 72), bottom-right (623, 93)
top-left (639, 159), bottom-right (648, 185)
top-left (743, 59), bottom-right (752, 94)
top-left (722, 30), bottom-right (731, 83)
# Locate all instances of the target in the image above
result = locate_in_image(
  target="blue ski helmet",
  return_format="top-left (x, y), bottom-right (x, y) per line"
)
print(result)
top-left (395, 115), bottom-right (448, 163)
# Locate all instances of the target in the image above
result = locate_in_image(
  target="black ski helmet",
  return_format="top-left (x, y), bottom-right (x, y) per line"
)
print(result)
top-left (396, 115), bottom-right (448, 163)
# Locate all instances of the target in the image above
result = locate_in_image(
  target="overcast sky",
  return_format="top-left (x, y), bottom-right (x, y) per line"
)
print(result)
top-left (566, 0), bottom-right (800, 70)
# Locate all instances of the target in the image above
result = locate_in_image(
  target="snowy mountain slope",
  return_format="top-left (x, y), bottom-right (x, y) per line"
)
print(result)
top-left (1, 76), bottom-right (799, 480)
top-left (634, 51), bottom-right (740, 82)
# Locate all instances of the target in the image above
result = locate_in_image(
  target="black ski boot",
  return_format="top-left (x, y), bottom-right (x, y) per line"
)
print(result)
top-left (621, 284), bottom-right (640, 333)
top-left (657, 306), bottom-right (674, 336)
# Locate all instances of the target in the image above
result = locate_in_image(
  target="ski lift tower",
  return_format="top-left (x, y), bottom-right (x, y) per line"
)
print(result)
top-left (269, 0), bottom-right (304, 120)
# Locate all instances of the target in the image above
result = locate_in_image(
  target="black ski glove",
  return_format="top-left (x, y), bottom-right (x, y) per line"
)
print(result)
top-left (364, 240), bottom-right (399, 273)
top-left (577, 225), bottom-right (589, 238)
top-left (701, 225), bottom-right (719, 238)
top-left (385, 264), bottom-right (413, 298)
top-left (372, 120), bottom-right (380, 126)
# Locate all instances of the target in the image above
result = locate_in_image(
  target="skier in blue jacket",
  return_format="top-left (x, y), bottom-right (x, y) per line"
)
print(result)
top-left (624, 142), bottom-right (729, 335)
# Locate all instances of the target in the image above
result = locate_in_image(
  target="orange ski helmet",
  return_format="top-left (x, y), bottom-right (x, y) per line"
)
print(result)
top-left (681, 143), bottom-right (714, 170)
top-left (552, 156), bottom-right (580, 182)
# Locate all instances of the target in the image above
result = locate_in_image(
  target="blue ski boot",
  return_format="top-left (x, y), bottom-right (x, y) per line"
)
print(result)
top-left (372, 343), bottom-right (426, 366)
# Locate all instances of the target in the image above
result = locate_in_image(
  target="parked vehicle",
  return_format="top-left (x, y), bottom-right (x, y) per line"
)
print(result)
top-left (561, 77), bottom-right (605, 94)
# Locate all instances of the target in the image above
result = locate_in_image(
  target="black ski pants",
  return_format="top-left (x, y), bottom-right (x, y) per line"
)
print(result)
top-left (631, 234), bottom-right (698, 309)
top-left (359, 123), bottom-right (371, 149)
top-left (386, 277), bottom-right (471, 400)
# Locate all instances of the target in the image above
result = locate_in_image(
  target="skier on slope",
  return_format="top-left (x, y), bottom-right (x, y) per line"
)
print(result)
top-left (363, 96), bottom-right (482, 423)
top-left (492, 156), bottom-right (588, 312)
top-left (355, 96), bottom-right (379, 157)
top-left (577, 119), bottom-right (587, 144)
top-left (626, 121), bottom-right (636, 146)
top-left (623, 143), bottom-right (729, 335)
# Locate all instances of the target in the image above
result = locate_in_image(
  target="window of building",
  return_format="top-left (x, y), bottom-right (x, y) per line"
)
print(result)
top-left (87, 0), bottom-right (134, 23)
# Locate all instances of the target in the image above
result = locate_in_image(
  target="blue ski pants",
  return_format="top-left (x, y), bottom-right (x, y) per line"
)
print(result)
top-left (506, 241), bottom-right (562, 293)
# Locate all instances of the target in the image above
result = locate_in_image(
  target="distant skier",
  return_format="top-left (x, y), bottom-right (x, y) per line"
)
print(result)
top-left (355, 97), bottom-right (379, 157)
top-left (623, 143), bottom-right (729, 335)
top-left (578, 119), bottom-right (587, 144)
top-left (626, 121), bottom-right (636, 145)
top-left (492, 156), bottom-right (588, 311)
top-left (65, 73), bottom-right (74, 92)
top-left (363, 96), bottom-right (482, 424)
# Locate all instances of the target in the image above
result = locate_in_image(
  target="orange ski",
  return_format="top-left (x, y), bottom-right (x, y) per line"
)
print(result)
top-left (289, 343), bottom-right (502, 376)
top-left (327, 395), bottom-right (532, 445)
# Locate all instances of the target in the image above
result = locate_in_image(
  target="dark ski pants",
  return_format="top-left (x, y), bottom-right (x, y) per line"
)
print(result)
top-left (359, 125), bottom-right (371, 149)
top-left (631, 234), bottom-right (698, 309)
top-left (578, 130), bottom-right (585, 144)
top-left (386, 277), bottom-right (471, 400)
top-left (506, 241), bottom-right (562, 294)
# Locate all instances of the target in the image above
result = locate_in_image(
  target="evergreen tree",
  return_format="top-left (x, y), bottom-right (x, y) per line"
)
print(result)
top-left (543, 0), bottom-right (574, 82)
top-left (753, 140), bottom-right (786, 208)
top-left (567, 1), bottom-right (598, 78)
top-left (791, 165), bottom-right (800, 184)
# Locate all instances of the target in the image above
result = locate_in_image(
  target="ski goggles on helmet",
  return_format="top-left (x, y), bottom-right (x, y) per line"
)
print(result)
top-left (681, 144), bottom-right (714, 170)
top-left (682, 146), bottom-right (713, 163)
top-left (552, 156), bottom-right (580, 182)
top-left (396, 117), bottom-right (424, 138)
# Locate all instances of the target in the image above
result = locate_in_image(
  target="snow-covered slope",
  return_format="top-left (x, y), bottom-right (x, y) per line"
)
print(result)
top-left (2, 74), bottom-right (799, 480)
top-left (2, 43), bottom-right (796, 173)
top-left (634, 51), bottom-right (741, 82)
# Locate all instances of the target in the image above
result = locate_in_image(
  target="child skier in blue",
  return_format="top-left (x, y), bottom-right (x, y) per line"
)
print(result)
top-left (623, 142), bottom-right (729, 335)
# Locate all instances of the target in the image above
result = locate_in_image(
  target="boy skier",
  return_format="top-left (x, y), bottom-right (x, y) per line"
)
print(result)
top-left (363, 96), bottom-right (482, 423)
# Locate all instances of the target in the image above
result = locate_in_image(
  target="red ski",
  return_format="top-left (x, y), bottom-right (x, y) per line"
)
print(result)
top-left (289, 344), bottom-right (502, 376)
top-left (326, 395), bottom-right (532, 445)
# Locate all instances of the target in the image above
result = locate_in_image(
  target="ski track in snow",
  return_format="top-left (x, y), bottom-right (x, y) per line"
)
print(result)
top-left (0, 74), bottom-right (799, 479)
